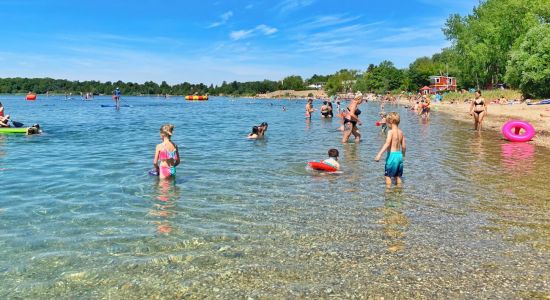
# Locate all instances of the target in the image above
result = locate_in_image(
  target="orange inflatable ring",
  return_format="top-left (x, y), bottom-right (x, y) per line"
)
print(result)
top-left (26, 94), bottom-right (37, 101)
top-left (308, 161), bottom-right (337, 172)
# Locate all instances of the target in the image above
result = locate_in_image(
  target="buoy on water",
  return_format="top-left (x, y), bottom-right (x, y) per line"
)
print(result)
top-left (26, 94), bottom-right (37, 101)
top-left (185, 95), bottom-right (208, 101)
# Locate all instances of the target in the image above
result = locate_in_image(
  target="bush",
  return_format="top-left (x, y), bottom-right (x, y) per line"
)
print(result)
top-left (506, 24), bottom-right (550, 98)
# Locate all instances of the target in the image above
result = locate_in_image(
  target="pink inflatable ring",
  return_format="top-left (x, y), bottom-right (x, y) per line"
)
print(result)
top-left (501, 120), bottom-right (535, 142)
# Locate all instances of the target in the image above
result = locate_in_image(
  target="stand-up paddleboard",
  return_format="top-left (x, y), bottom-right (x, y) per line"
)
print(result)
top-left (0, 128), bottom-right (28, 134)
top-left (101, 104), bottom-right (131, 108)
top-left (527, 99), bottom-right (550, 105)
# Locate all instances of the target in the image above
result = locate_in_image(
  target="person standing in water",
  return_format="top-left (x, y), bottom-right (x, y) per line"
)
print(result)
top-left (305, 99), bottom-right (314, 119)
top-left (153, 124), bottom-right (180, 179)
top-left (114, 87), bottom-right (121, 110)
top-left (375, 112), bottom-right (406, 187)
top-left (469, 90), bottom-right (487, 131)
top-left (341, 93), bottom-right (364, 143)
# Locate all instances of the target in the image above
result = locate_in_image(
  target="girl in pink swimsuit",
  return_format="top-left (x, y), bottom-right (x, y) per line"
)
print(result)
top-left (153, 124), bottom-right (180, 179)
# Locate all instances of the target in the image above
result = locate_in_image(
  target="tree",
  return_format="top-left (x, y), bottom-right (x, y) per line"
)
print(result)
top-left (506, 23), bottom-right (550, 98)
top-left (354, 61), bottom-right (403, 94)
top-left (443, 0), bottom-right (547, 88)
top-left (281, 75), bottom-right (304, 90)
top-left (324, 69), bottom-right (359, 95)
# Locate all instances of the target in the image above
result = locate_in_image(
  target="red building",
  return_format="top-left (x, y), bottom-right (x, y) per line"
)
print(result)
top-left (429, 76), bottom-right (457, 93)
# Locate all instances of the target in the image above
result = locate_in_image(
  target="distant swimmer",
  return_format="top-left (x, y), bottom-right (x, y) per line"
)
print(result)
top-left (341, 93), bottom-right (364, 143)
top-left (375, 112), bottom-right (406, 187)
top-left (153, 124), bottom-right (180, 179)
top-left (305, 99), bottom-right (314, 118)
top-left (247, 122), bottom-right (268, 139)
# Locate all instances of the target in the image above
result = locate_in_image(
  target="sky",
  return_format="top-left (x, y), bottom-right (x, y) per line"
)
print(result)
top-left (0, 0), bottom-right (479, 85)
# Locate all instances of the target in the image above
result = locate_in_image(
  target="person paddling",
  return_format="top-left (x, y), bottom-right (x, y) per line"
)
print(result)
top-left (114, 87), bottom-right (121, 110)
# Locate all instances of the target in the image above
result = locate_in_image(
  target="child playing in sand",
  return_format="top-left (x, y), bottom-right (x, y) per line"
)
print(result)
top-left (153, 124), bottom-right (180, 179)
top-left (375, 112), bottom-right (406, 187)
top-left (323, 148), bottom-right (340, 170)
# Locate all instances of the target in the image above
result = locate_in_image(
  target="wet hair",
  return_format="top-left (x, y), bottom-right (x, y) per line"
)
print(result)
top-left (323, 101), bottom-right (327, 105)
top-left (260, 122), bottom-right (268, 127)
top-left (386, 112), bottom-right (400, 125)
top-left (328, 148), bottom-right (339, 158)
top-left (251, 126), bottom-right (259, 134)
top-left (160, 124), bottom-right (174, 139)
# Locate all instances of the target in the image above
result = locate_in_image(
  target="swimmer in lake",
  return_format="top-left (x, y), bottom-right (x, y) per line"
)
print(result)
top-left (323, 148), bottom-right (340, 170)
top-left (247, 122), bottom-right (268, 139)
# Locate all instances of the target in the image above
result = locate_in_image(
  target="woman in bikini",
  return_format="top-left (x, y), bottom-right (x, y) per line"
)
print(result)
top-left (469, 90), bottom-right (487, 131)
top-left (153, 124), bottom-right (180, 179)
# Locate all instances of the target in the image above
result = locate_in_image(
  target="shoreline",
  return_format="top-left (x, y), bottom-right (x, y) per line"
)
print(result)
top-left (397, 99), bottom-right (550, 149)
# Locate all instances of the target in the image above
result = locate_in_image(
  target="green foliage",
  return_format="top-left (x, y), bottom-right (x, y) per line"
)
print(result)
top-left (0, 77), bottom-right (283, 97)
top-left (506, 23), bottom-right (550, 98)
top-left (354, 61), bottom-right (404, 94)
top-left (408, 57), bottom-right (443, 89)
top-left (443, 0), bottom-right (549, 89)
top-left (325, 69), bottom-right (359, 96)
top-left (306, 74), bottom-right (329, 84)
top-left (281, 75), bottom-right (304, 90)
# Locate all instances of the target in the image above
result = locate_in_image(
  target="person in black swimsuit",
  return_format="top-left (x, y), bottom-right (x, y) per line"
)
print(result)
top-left (342, 94), bottom-right (364, 143)
top-left (469, 90), bottom-right (487, 131)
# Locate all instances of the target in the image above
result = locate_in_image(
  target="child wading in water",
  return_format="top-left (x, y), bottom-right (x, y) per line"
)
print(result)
top-left (153, 124), bottom-right (180, 179)
top-left (375, 112), bottom-right (406, 187)
top-left (323, 148), bottom-right (340, 170)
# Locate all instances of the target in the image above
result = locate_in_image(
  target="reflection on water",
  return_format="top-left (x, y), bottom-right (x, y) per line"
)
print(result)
top-left (500, 142), bottom-right (535, 175)
top-left (382, 189), bottom-right (409, 253)
top-left (0, 96), bottom-right (548, 298)
top-left (148, 178), bottom-right (181, 235)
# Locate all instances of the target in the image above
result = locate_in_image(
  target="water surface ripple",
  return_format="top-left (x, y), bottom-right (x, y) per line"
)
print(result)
top-left (0, 96), bottom-right (548, 298)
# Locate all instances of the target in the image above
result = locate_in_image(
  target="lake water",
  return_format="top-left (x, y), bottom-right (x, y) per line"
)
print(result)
top-left (1, 95), bottom-right (548, 298)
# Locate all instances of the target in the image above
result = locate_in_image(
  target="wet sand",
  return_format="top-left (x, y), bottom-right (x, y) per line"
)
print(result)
top-left (399, 99), bottom-right (550, 149)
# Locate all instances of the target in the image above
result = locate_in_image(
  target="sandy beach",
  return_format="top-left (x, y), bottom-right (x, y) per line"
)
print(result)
top-left (256, 89), bottom-right (327, 99)
top-left (428, 101), bottom-right (550, 149)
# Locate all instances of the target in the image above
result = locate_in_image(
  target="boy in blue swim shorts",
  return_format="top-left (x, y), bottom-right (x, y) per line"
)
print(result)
top-left (375, 112), bottom-right (407, 187)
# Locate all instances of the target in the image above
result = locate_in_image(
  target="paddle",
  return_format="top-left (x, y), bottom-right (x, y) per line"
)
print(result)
top-left (10, 120), bottom-right (24, 128)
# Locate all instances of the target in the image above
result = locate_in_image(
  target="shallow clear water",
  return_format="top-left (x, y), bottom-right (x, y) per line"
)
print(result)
top-left (0, 95), bottom-right (548, 298)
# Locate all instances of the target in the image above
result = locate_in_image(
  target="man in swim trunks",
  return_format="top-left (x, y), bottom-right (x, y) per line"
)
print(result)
top-left (375, 112), bottom-right (406, 187)
top-left (341, 93), bottom-right (364, 143)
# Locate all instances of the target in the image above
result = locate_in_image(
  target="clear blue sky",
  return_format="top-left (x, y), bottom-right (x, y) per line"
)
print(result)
top-left (0, 0), bottom-right (478, 85)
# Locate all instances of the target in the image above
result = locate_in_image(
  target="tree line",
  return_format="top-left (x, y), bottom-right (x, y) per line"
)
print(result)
top-left (1, 0), bottom-right (548, 98)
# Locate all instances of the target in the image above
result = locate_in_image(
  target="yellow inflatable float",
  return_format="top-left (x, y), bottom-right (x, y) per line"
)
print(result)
top-left (185, 95), bottom-right (208, 101)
